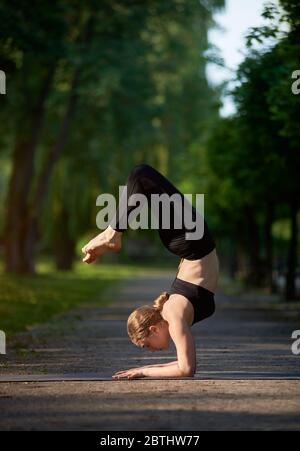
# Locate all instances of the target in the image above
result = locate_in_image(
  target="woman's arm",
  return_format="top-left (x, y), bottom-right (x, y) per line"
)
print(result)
top-left (141, 314), bottom-right (196, 378)
top-left (112, 304), bottom-right (196, 379)
top-left (141, 360), bottom-right (178, 369)
top-left (137, 314), bottom-right (196, 378)
top-left (142, 362), bottom-right (188, 377)
top-left (112, 360), bottom-right (181, 379)
top-left (160, 307), bottom-right (196, 377)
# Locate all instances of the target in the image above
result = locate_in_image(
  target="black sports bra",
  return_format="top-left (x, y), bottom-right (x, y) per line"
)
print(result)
top-left (169, 277), bottom-right (215, 326)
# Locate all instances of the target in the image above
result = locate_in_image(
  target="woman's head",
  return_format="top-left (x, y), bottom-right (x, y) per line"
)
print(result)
top-left (127, 291), bottom-right (171, 352)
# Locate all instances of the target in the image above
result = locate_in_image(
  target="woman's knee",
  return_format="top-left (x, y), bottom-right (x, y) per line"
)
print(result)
top-left (129, 163), bottom-right (153, 180)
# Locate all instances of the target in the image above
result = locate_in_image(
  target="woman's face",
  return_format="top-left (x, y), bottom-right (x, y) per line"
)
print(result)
top-left (141, 322), bottom-right (170, 352)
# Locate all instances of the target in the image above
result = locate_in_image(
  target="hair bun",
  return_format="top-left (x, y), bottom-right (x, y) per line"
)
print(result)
top-left (153, 291), bottom-right (170, 312)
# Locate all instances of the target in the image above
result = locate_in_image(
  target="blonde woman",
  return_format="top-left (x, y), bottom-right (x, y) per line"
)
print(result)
top-left (82, 163), bottom-right (219, 379)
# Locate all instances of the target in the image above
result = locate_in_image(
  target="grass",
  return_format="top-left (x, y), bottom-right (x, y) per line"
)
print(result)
top-left (0, 257), bottom-right (175, 337)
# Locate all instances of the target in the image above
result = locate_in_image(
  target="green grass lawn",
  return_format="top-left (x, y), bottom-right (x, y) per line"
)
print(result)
top-left (0, 258), bottom-right (175, 337)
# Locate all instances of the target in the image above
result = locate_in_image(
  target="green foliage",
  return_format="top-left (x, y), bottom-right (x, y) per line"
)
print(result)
top-left (202, 0), bottom-right (300, 291)
top-left (0, 0), bottom-right (225, 272)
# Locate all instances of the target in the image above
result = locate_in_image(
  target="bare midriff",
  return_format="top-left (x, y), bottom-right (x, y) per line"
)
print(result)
top-left (176, 248), bottom-right (219, 293)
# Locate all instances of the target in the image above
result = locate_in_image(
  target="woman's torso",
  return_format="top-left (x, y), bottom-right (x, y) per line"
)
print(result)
top-left (176, 248), bottom-right (219, 293)
top-left (163, 248), bottom-right (219, 327)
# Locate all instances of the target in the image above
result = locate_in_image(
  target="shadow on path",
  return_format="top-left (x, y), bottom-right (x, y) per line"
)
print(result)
top-left (0, 271), bottom-right (300, 430)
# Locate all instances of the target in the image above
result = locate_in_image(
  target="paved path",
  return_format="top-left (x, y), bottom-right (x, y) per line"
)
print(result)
top-left (0, 272), bottom-right (300, 430)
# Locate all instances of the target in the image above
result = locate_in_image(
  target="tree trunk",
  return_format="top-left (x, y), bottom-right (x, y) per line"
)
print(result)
top-left (229, 241), bottom-right (238, 279)
top-left (236, 240), bottom-right (248, 281)
top-left (264, 201), bottom-right (275, 293)
top-left (285, 195), bottom-right (298, 301)
top-left (4, 67), bottom-right (55, 273)
top-left (21, 68), bottom-right (80, 273)
top-left (54, 207), bottom-right (76, 271)
top-left (245, 206), bottom-right (261, 287)
top-left (18, 16), bottom-right (94, 273)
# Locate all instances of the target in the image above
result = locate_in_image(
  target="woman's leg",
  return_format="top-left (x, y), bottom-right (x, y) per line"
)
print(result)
top-left (82, 163), bottom-right (183, 264)
top-left (82, 163), bottom-right (213, 263)
top-left (109, 163), bottom-right (190, 235)
top-left (83, 163), bottom-right (184, 263)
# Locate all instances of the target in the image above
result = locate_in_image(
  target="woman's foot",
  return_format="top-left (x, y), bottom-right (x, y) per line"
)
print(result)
top-left (82, 226), bottom-right (123, 264)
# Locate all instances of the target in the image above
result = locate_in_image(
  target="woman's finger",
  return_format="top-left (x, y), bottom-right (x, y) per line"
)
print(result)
top-left (114, 368), bottom-right (136, 375)
top-left (128, 373), bottom-right (140, 379)
top-left (113, 371), bottom-right (132, 378)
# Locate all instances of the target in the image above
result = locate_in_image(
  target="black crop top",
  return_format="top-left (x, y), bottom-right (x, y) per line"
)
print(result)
top-left (169, 277), bottom-right (216, 325)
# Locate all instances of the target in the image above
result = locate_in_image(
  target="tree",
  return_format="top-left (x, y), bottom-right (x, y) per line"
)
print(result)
top-left (0, 0), bottom-right (225, 273)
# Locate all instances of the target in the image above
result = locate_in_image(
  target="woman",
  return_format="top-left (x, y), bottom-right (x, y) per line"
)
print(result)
top-left (82, 163), bottom-right (219, 379)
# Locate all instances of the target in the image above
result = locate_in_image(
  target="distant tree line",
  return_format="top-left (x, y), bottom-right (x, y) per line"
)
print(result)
top-left (0, 0), bottom-right (224, 273)
top-left (204, 0), bottom-right (300, 300)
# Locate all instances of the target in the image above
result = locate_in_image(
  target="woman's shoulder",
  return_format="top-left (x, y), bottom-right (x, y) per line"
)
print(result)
top-left (161, 293), bottom-right (194, 327)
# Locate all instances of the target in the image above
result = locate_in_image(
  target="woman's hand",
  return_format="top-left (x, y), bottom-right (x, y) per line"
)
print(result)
top-left (112, 367), bottom-right (145, 380)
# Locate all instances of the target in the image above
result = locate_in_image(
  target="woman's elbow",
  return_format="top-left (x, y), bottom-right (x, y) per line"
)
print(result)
top-left (179, 366), bottom-right (195, 377)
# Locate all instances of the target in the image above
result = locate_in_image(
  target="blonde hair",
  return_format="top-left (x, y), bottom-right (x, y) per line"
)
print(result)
top-left (127, 291), bottom-right (169, 346)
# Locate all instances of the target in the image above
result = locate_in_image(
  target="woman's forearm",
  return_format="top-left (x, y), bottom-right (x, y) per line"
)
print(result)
top-left (141, 360), bottom-right (178, 369)
top-left (143, 362), bottom-right (193, 378)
